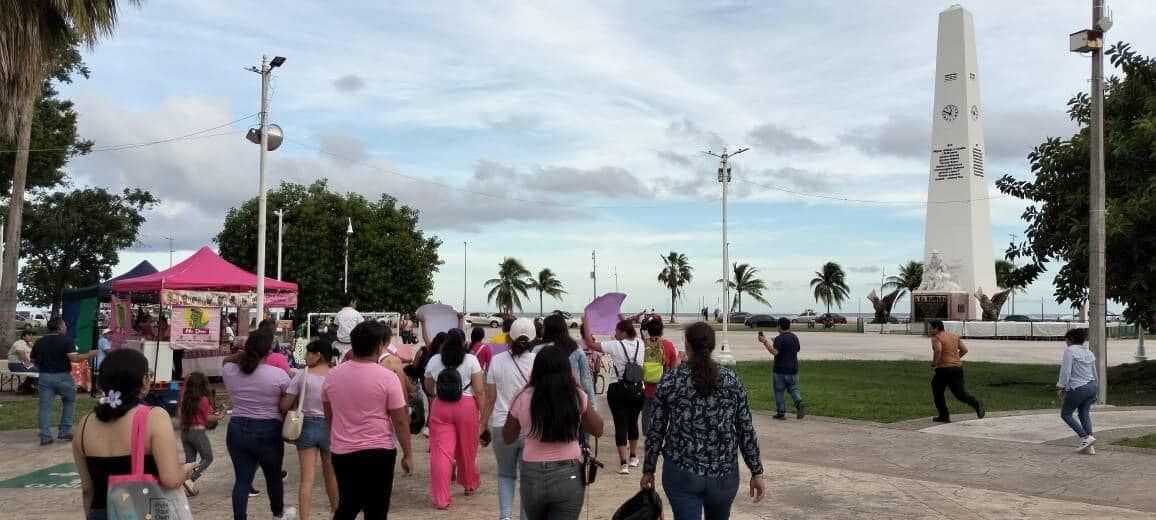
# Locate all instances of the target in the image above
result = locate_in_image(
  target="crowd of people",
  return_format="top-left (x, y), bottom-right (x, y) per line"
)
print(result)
top-left (3, 293), bottom-right (1101, 519)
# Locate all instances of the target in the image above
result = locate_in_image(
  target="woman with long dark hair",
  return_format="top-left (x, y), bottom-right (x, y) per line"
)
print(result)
top-left (280, 340), bottom-right (341, 518)
top-left (423, 328), bottom-right (485, 509)
top-left (581, 318), bottom-right (645, 474)
top-left (223, 328), bottom-right (293, 520)
top-left (470, 326), bottom-right (493, 373)
top-left (480, 318), bottom-right (537, 520)
top-left (538, 315), bottom-right (595, 417)
top-left (641, 322), bottom-right (765, 519)
top-left (503, 345), bottom-right (604, 519)
top-left (73, 349), bottom-right (192, 520)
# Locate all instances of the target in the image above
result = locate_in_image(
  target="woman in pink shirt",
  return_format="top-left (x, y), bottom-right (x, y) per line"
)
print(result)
top-left (322, 320), bottom-right (413, 520)
top-left (503, 345), bottom-right (604, 520)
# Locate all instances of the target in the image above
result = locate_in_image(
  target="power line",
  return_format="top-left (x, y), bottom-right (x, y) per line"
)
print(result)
top-left (0, 113), bottom-right (259, 154)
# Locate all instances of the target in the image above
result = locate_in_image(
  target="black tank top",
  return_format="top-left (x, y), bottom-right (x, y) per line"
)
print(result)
top-left (80, 415), bottom-right (160, 511)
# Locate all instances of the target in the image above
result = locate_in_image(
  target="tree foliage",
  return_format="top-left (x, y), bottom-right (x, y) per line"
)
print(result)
top-left (996, 42), bottom-right (1156, 327)
top-left (883, 260), bottom-right (923, 306)
top-left (215, 179), bottom-right (442, 317)
top-left (527, 268), bottom-right (565, 317)
top-left (485, 258), bottom-right (531, 314)
top-left (657, 251), bottom-right (693, 322)
top-left (718, 262), bottom-right (769, 313)
top-left (17, 187), bottom-right (157, 315)
top-left (810, 262), bottom-right (850, 313)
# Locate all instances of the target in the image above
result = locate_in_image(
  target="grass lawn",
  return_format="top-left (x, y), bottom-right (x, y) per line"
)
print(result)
top-left (1115, 433), bottom-right (1156, 449)
top-left (0, 396), bottom-right (97, 431)
top-left (734, 360), bottom-right (1156, 423)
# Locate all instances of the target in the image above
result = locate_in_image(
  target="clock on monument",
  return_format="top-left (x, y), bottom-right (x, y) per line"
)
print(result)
top-left (941, 104), bottom-right (959, 121)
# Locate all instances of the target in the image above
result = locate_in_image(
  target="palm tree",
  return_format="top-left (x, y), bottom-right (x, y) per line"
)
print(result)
top-left (657, 251), bottom-right (693, 323)
top-left (995, 259), bottom-right (1026, 314)
top-left (717, 263), bottom-right (770, 313)
top-left (883, 260), bottom-right (923, 305)
top-left (527, 268), bottom-right (566, 317)
top-left (810, 262), bottom-right (850, 314)
top-left (484, 258), bottom-right (532, 314)
top-left (0, 1), bottom-right (139, 344)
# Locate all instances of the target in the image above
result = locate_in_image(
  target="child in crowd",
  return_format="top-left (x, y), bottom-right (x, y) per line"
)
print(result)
top-left (178, 371), bottom-right (224, 496)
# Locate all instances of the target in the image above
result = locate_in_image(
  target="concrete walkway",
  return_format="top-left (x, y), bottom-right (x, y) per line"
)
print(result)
top-left (2, 408), bottom-right (1156, 519)
top-left (920, 408), bottom-right (1156, 444)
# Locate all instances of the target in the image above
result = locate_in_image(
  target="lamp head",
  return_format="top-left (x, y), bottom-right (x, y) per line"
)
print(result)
top-left (245, 123), bottom-right (283, 151)
top-left (270, 56), bottom-right (287, 68)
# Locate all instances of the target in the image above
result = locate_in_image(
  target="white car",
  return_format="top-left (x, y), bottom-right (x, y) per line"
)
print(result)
top-left (1057, 312), bottom-right (1122, 322)
top-left (465, 312), bottom-right (502, 328)
top-left (789, 309), bottom-right (819, 324)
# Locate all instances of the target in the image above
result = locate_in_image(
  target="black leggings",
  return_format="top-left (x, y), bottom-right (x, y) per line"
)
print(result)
top-left (332, 448), bottom-right (397, 520)
top-left (606, 382), bottom-right (643, 447)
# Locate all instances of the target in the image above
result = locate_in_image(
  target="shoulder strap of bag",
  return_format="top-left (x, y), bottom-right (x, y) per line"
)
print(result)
top-left (511, 356), bottom-right (528, 384)
top-left (295, 372), bottom-right (308, 413)
top-left (130, 405), bottom-right (152, 477)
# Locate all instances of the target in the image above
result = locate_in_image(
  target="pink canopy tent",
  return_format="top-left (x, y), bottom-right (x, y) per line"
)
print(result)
top-left (111, 246), bottom-right (298, 293)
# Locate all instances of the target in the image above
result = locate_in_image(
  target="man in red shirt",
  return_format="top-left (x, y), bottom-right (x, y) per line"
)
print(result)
top-left (641, 318), bottom-right (679, 446)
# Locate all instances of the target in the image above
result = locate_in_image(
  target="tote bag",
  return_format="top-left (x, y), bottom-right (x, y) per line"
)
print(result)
top-left (282, 373), bottom-right (307, 441)
top-left (106, 406), bottom-right (194, 520)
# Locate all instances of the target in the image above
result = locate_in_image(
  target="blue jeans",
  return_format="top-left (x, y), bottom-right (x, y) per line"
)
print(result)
top-left (1061, 382), bottom-right (1098, 438)
top-left (38, 372), bottom-right (76, 442)
top-left (773, 373), bottom-right (802, 415)
top-left (520, 460), bottom-right (584, 520)
top-left (493, 427), bottom-right (527, 520)
top-left (226, 417), bottom-right (285, 519)
top-left (662, 461), bottom-right (740, 520)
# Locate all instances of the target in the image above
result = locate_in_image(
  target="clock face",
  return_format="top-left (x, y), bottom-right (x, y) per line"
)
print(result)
top-left (941, 104), bottom-right (959, 121)
top-left (970, 105), bottom-right (980, 120)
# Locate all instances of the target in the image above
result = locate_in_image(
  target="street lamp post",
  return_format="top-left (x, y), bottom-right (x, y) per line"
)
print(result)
top-left (164, 237), bottom-right (174, 269)
top-left (246, 55), bottom-right (286, 321)
top-left (274, 209), bottom-right (284, 281)
top-left (591, 250), bottom-right (597, 299)
top-left (344, 218), bottom-right (352, 294)
top-left (705, 147), bottom-right (749, 366)
top-left (463, 241), bottom-right (468, 313)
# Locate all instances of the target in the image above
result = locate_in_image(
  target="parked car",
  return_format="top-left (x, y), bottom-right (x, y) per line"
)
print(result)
top-left (12, 315), bottom-right (30, 331)
top-left (26, 312), bottom-right (48, 328)
top-left (1057, 312), bottom-right (1122, 322)
top-left (465, 312), bottom-right (501, 328)
top-left (718, 311), bottom-right (751, 324)
top-left (1004, 314), bottom-right (1035, 322)
top-left (789, 310), bottom-right (819, 324)
top-left (815, 313), bottom-right (847, 327)
top-left (744, 314), bottom-right (778, 328)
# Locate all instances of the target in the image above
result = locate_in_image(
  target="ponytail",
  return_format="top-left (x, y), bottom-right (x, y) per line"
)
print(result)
top-left (683, 322), bottom-right (720, 397)
top-left (240, 329), bottom-right (275, 374)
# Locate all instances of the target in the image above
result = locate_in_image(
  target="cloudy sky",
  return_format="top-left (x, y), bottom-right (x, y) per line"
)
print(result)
top-left (57, 1), bottom-right (1156, 316)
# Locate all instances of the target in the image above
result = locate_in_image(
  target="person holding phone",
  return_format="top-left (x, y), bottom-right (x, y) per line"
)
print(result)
top-left (757, 318), bottom-right (805, 420)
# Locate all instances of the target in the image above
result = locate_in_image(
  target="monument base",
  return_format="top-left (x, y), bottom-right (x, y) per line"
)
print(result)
top-left (912, 291), bottom-right (970, 322)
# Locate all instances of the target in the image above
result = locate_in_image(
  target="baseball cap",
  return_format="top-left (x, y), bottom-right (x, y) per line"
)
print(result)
top-left (509, 318), bottom-right (536, 342)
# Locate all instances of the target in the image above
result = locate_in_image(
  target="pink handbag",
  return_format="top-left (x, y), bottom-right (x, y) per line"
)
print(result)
top-left (106, 406), bottom-right (194, 519)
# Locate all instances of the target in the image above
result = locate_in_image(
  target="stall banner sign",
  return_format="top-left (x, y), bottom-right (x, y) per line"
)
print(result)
top-left (169, 306), bottom-right (221, 351)
top-left (110, 296), bottom-right (133, 334)
top-left (162, 289), bottom-right (298, 309)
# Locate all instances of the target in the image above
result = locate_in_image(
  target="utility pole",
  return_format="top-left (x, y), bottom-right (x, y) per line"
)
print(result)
top-left (344, 218), bottom-right (352, 294)
top-left (164, 237), bottom-right (174, 269)
top-left (247, 55), bottom-right (285, 320)
top-left (1070, 1), bottom-right (1111, 403)
top-left (463, 241), bottom-right (468, 313)
top-left (273, 210), bottom-right (284, 280)
top-left (614, 266), bottom-right (619, 292)
top-left (705, 146), bottom-right (749, 366)
top-left (591, 250), bottom-right (597, 299)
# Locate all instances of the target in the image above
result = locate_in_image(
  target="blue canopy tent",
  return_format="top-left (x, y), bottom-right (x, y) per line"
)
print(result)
top-left (61, 260), bottom-right (159, 351)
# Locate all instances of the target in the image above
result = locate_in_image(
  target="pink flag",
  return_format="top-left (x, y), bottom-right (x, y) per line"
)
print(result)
top-left (584, 293), bottom-right (627, 335)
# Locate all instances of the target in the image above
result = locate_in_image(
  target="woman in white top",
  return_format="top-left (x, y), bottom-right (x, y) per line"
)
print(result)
top-left (280, 340), bottom-right (340, 519)
top-left (1057, 328), bottom-right (1098, 454)
top-left (422, 328), bottom-right (485, 509)
top-left (582, 317), bottom-right (645, 475)
top-left (479, 318), bottom-right (536, 520)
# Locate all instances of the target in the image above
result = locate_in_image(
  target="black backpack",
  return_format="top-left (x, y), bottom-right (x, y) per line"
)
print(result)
top-left (615, 340), bottom-right (644, 398)
top-left (436, 366), bottom-right (471, 402)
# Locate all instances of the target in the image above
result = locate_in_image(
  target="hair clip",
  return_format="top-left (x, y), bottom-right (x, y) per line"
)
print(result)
top-left (99, 390), bottom-right (123, 409)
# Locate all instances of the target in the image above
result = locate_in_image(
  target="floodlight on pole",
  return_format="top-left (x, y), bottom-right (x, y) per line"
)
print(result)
top-left (704, 146), bottom-right (749, 367)
top-left (246, 54), bottom-right (286, 321)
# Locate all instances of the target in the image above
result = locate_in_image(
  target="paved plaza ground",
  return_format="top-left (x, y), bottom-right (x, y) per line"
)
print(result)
top-left (2, 331), bottom-right (1153, 519)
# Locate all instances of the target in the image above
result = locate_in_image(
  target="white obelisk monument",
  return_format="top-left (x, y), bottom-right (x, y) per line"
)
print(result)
top-left (922, 4), bottom-right (996, 320)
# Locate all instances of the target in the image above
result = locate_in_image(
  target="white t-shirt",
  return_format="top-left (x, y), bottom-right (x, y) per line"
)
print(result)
top-left (425, 353), bottom-right (483, 398)
top-left (334, 306), bottom-right (363, 343)
top-left (485, 350), bottom-right (535, 428)
top-left (604, 338), bottom-right (644, 384)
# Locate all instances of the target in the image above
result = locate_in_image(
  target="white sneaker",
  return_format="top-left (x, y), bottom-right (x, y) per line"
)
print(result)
top-left (1084, 445), bottom-right (1096, 455)
top-left (618, 463), bottom-right (630, 475)
top-left (628, 456), bottom-right (640, 468)
top-left (1076, 435), bottom-right (1096, 452)
top-left (182, 479), bottom-right (198, 496)
top-left (276, 506), bottom-right (298, 520)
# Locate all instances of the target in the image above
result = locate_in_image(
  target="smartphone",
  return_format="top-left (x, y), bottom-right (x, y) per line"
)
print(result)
top-left (757, 331), bottom-right (765, 338)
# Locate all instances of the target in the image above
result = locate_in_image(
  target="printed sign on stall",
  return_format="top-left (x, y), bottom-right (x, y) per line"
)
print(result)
top-left (169, 306), bottom-right (221, 350)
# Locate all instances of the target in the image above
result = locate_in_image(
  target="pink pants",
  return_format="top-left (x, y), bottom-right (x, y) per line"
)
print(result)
top-left (428, 395), bottom-right (481, 508)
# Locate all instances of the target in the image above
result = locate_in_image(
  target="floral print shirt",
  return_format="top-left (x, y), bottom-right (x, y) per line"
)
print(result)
top-left (643, 364), bottom-right (764, 477)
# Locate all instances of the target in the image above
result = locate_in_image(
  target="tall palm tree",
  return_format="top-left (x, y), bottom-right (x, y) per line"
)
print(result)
top-left (995, 259), bottom-right (1026, 314)
top-left (657, 251), bottom-right (693, 323)
top-left (717, 262), bottom-right (770, 313)
top-left (0, 1), bottom-right (139, 344)
top-left (810, 262), bottom-right (850, 314)
top-left (484, 258), bottom-right (532, 314)
top-left (527, 268), bottom-right (566, 317)
top-left (883, 260), bottom-right (923, 305)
